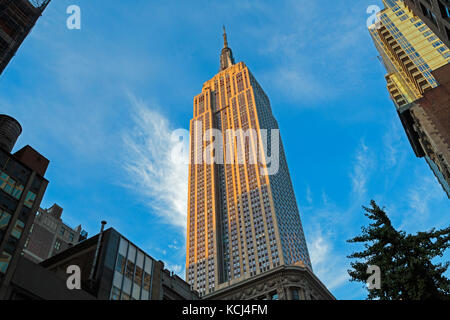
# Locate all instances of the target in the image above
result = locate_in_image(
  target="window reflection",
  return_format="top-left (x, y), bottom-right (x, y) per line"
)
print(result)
top-left (0, 251), bottom-right (12, 274)
top-left (126, 260), bottom-right (134, 279)
top-left (0, 210), bottom-right (12, 231)
top-left (11, 220), bottom-right (25, 239)
top-left (116, 254), bottom-right (126, 274)
top-left (111, 286), bottom-right (121, 300)
top-left (0, 171), bottom-right (24, 200)
top-left (24, 191), bottom-right (36, 208)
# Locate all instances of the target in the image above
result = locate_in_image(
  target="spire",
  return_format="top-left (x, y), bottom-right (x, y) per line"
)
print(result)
top-left (220, 26), bottom-right (235, 71)
top-left (223, 25), bottom-right (228, 48)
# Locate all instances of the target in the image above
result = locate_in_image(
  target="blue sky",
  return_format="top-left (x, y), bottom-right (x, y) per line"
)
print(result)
top-left (1, 0), bottom-right (449, 300)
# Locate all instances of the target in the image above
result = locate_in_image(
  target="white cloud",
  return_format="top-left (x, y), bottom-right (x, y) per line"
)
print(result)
top-left (350, 140), bottom-right (374, 199)
top-left (122, 95), bottom-right (189, 232)
top-left (309, 232), bottom-right (349, 291)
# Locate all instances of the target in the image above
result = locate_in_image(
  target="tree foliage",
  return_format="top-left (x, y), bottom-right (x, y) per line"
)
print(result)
top-left (347, 200), bottom-right (450, 300)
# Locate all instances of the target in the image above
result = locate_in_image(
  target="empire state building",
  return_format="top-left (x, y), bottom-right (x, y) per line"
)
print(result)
top-left (186, 28), bottom-right (332, 300)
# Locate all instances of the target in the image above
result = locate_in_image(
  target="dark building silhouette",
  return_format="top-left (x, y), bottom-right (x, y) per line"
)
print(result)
top-left (404, 0), bottom-right (450, 48)
top-left (0, 114), bottom-right (49, 299)
top-left (39, 227), bottom-right (199, 300)
top-left (23, 204), bottom-right (88, 263)
top-left (0, 0), bottom-right (51, 75)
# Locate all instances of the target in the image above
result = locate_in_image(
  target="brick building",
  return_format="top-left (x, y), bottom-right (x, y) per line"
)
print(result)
top-left (23, 204), bottom-right (87, 263)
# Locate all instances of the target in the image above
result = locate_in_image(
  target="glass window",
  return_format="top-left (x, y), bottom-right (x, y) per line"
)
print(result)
top-left (54, 240), bottom-right (61, 250)
top-left (136, 251), bottom-right (144, 268)
top-left (126, 259), bottom-right (135, 279)
top-left (113, 271), bottom-right (123, 289)
top-left (127, 244), bottom-right (136, 262)
top-left (0, 211), bottom-right (12, 231)
top-left (12, 184), bottom-right (23, 199)
top-left (144, 256), bottom-right (152, 274)
top-left (0, 251), bottom-right (12, 274)
top-left (132, 283), bottom-right (140, 300)
top-left (134, 266), bottom-right (143, 286)
top-left (118, 237), bottom-right (128, 256)
top-left (122, 277), bottom-right (132, 295)
top-left (120, 292), bottom-right (130, 300)
top-left (143, 272), bottom-right (151, 292)
top-left (115, 254), bottom-right (126, 274)
top-left (24, 192), bottom-right (36, 209)
top-left (11, 220), bottom-right (25, 239)
top-left (111, 286), bottom-right (121, 300)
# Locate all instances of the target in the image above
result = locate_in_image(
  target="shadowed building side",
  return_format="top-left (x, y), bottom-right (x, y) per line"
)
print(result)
top-left (0, 0), bottom-right (51, 75)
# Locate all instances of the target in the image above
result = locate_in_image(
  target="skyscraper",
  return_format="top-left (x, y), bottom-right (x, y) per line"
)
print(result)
top-left (186, 28), bottom-right (313, 297)
top-left (0, 0), bottom-right (51, 76)
top-left (369, 0), bottom-right (450, 197)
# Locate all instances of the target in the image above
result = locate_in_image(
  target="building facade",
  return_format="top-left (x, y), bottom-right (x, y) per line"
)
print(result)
top-left (186, 29), bottom-right (318, 298)
top-left (0, 0), bottom-right (51, 75)
top-left (0, 114), bottom-right (49, 299)
top-left (40, 227), bottom-right (199, 300)
top-left (369, 0), bottom-right (450, 197)
top-left (403, 0), bottom-right (450, 48)
top-left (22, 203), bottom-right (88, 263)
top-left (205, 264), bottom-right (334, 300)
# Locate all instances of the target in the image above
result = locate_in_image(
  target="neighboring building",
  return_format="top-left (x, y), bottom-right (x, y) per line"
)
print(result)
top-left (403, 0), bottom-right (450, 48)
top-left (22, 204), bottom-right (88, 263)
top-left (40, 227), bottom-right (199, 300)
top-left (0, 0), bottom-right (51, 75)
top-left (3, 256), bottom-right (96, 300)
top-left (369, 0), bottom-right (450, 197)
top-left (0, 114), bottom-right (49, 299)
top-left (186, 28), bottom-right (329, 299)
top-left (205, 264), bottom-right (334, 300)
top-left (398, 63), bottom-right (450, 196)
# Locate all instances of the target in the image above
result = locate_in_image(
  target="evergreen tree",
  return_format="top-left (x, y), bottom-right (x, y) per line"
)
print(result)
top-left (347, 200), bottom-right (450, 300)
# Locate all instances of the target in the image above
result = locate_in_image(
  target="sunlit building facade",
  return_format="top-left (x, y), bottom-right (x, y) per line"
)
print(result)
top-left (186, 29), bottom-right (312, 297)
top-left (369, 0), bottom-right (450, 197)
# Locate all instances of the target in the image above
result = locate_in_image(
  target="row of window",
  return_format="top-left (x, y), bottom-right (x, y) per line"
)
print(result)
top-left (0, 171), bottom-right (37, 208)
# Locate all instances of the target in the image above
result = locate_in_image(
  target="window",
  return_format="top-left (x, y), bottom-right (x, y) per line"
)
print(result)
top-left (0, 171), bottom-right (23, 200)
top-left (111, 286), bottom-right (121, 300)
top-left (125, 259), bottom-right (135, 279)
top-left (0, 210), bottom-right (12, 231)
top-left (115, 254), bottom-right (126, 274)
top-left (0, 251), bottom-right (12, 274)
top-left (11, 220), bottom-right (25, 239)
top-left (54, 240), bottom-right (61, 251)
top-left (68, 233), bottom-right (74, 242)
top-left (292, 288), bottom-right (300, 300)
top-left (24, 192), bottom-right (36, 209)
